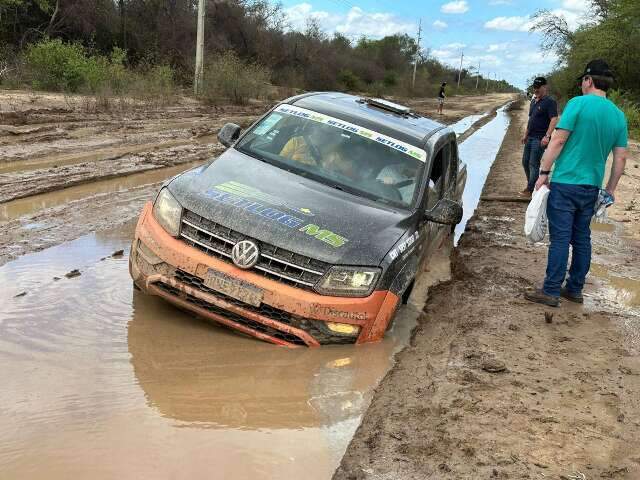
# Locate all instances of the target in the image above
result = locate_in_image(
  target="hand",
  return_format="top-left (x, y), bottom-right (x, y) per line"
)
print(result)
top-left (521, 135), bottom-right (527, 145)
top-left (541, 136), bottom-right (550, 147)
top-left (535, 174), bottom-right (549, 191)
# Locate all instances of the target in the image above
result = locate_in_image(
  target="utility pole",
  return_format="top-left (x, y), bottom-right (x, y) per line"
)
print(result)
top-left (412, 18), bottom-right (422, 91)
top-left (194, 0), bottom-right (206, 96)
top-left (486, 72), bottom-right (490, 92)
top-left (475, 60), bottom-right (480, 89)
top-left (457, 51), bottom-right (464, 88)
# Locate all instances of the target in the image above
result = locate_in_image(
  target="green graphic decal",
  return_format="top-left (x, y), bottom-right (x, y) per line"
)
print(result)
top-left (300, 224), bottom-right (349, 248)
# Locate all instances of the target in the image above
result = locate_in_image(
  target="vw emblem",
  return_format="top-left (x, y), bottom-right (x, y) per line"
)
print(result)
top-left (231, 240), bottom-right (260, 269)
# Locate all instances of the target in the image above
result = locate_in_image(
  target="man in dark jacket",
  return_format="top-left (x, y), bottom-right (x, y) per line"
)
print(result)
top-left (520, 77), bottom-right (559, 197)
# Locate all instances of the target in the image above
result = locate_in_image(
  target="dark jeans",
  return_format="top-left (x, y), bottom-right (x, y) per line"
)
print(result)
top-left (543, 182), bottom-right (599, 297)
top-left (522, 137), bottom-right (544, 192)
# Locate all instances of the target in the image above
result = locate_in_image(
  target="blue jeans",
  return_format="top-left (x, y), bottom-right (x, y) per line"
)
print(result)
top-left (543, 183), bottom-right (599, 297)
top-left (522, 137), bottom-right (544, 192)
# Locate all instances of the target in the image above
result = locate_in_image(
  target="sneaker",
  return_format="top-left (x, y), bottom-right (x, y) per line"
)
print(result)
top-left (519, 189), bottom-right (532, 198)
top-left (560, 288), bottom-right (583, 304)
top-left (524, 288), bottom-right (560, 307)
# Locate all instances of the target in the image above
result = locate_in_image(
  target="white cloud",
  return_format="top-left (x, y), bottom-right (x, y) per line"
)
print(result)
top-left (487, 43), bottom-right (510, 52)
top-left (489, 0), bottom-right (513, 5)
top-left (440, 1), bottom-right (469, 14)
top-left (443, 42), bottom-right (466, 50)
top-left (283, 3), bottom-right (416, 38)
top-left (484, 15), bottom-right (534, 32)
top-left (561, 0), bottom-right (590, 13)
top-left (433, 19), bottom-right (448, 29)
top-left (548, 8), bottom-right (589, 30)
top-left (284, 3), bottom-right (331, 31)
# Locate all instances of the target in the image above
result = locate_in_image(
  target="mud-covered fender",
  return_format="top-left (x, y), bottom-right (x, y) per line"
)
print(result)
top-left (379, 227), bottom-right (423, 298)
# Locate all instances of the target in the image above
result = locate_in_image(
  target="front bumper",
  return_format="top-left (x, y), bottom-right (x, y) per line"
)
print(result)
top-left (130, 202), bottom-right (399, 347)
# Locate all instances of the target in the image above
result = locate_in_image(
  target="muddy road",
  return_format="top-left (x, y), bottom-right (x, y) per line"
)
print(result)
top-left (335, 102), bottom-right (640, 479)
top-left (0, 89), bottom-right (515, 479)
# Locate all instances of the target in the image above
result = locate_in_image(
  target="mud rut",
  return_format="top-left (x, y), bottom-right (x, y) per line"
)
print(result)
top-left (0, 94), bottom-right (515, 480)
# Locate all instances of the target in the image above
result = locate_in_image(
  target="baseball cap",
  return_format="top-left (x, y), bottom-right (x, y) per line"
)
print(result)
top-left (577, 59), bottom-right (614, 80)
top-left (532, 77), bottom-right (547, 88)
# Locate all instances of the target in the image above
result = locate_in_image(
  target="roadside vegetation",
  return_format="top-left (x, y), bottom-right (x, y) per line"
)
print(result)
top-left (0, 0), bottom-right (516, 107)
top-left (532, 0), bottom-right (640, 137)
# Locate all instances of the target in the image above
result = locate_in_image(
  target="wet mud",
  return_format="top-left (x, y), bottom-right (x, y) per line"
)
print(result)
top-left (335, 101), bottom-right (640, 479)
top-left (0, 90), bottom-right (262, 204)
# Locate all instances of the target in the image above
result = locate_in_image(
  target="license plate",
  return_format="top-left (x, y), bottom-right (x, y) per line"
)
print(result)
top-left (203, 269), bottom-right (264, 307)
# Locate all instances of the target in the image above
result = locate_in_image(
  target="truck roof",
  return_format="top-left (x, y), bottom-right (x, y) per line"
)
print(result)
top-left (287, 92), bottom-right (446, 148)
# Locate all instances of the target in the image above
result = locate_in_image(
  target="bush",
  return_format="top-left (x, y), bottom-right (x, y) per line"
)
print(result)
top-left (26, 38), bottom-right (89, 91)
top-left (202, 51), bottom-right (271, 104)
top-left (337, 69), bottom-right (361, 91)
top-left (609, 90), bottom-right (640, 140)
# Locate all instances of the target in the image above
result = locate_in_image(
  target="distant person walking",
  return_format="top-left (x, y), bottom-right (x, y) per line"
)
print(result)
top-left (520, 77), bottom-right (559, 198)
top-left (437, 82), bottom-right (446, 115)
top-left (525, 60), bottom-right (628, 307)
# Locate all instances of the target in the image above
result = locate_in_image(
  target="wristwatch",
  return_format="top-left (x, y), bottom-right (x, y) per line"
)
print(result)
top-left (544, 134), bottom-right (551, 140)
top-left (540, 170), bottom-right (551, 175)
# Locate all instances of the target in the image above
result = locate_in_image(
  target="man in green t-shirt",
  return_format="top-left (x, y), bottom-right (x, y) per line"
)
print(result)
top-left (525, 59), bottom-right (628, 307)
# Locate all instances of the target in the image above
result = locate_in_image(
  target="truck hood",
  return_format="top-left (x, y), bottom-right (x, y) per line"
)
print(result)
top-left (168, 148), bottom-right (415, 266)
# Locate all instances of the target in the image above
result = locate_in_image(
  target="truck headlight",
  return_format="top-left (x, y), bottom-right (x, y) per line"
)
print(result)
top-left (315, 266), bottom-right (381, 297)
top-left (153, 188), bottom-right (182, 237)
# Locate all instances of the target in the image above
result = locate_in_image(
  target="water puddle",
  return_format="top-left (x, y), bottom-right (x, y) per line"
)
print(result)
top-left (0, 162), bottom-right (200, 222)
top-left (0, 227), bottom-right (416, 480)
top-left (454, 104), bottom-right (512, 242)
top-left (590, 263), bottom-right (640, 308)
top-left (449, 113), bottom-right (486, 136)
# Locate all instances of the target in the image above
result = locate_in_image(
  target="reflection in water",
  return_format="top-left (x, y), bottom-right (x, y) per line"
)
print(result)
top-left (129, 290), bottom-right (405, 430)
top-left (0, 227), bottom-right (413, 479)
top-left (449, 113), bottom-right (485, 136)
top-left (455, 104), bottom-right (512, 243)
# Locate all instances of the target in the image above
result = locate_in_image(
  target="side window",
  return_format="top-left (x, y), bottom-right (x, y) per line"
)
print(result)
top-left (446, 141), bottom-right (458, 192)
top-left (425, 148), bottom-right (446, 209)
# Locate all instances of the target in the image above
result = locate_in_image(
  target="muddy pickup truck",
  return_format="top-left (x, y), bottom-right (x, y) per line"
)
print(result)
top-left (129, 92), bottom-right (465, 346)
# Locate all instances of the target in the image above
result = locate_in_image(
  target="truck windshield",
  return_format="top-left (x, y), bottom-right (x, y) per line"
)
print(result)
top-left (235, 104), bottom-right (426, 208)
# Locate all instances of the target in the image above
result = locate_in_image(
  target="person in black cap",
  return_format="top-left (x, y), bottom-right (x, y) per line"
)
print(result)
top-left (520, 76), bottom-right (559, 198)
top-left (525, 59), bottom-right (628, 307)
top-left (437, 82), bottom-right (446, 115)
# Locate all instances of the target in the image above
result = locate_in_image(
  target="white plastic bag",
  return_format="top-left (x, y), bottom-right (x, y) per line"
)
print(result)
top-left (524, 184), bottom-right (550, 243)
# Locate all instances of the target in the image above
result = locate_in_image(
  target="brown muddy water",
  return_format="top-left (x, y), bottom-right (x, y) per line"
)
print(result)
top-left (0, 108), bottom-right (516, 479)
top-left (0, 226), bottom-right (419, 479)
top-left (0, 162), bottom-right (199, 222)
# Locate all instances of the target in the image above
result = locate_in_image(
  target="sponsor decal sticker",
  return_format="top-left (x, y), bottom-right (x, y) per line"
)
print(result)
top-left (310, 304), bottom-right (367, 321)
top-left (389, 231), bottom-right (420, 261)
top-left (275, 104), bottom-right (427, 162)
top-left (204, 183), bottom-right (349, 248)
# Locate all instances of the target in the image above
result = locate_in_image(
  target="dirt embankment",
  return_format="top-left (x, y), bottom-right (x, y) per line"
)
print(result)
top-left (335, 103), bottom-right (640, 479)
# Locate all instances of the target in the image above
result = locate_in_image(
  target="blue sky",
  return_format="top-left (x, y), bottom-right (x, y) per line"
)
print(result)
top-left (277, 0), bottom-right (592, 89)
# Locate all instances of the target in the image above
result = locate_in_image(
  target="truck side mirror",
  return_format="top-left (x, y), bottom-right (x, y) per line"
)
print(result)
top-left (218, 123), bottom-right (242, 148)
top-left (424, 198), bottom-right (463, 225)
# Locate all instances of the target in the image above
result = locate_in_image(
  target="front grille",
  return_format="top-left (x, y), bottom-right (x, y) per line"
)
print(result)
top-left (157, 279), bottom-right (306, 345)
top-left (179, 209), bottom-right (329, 291)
